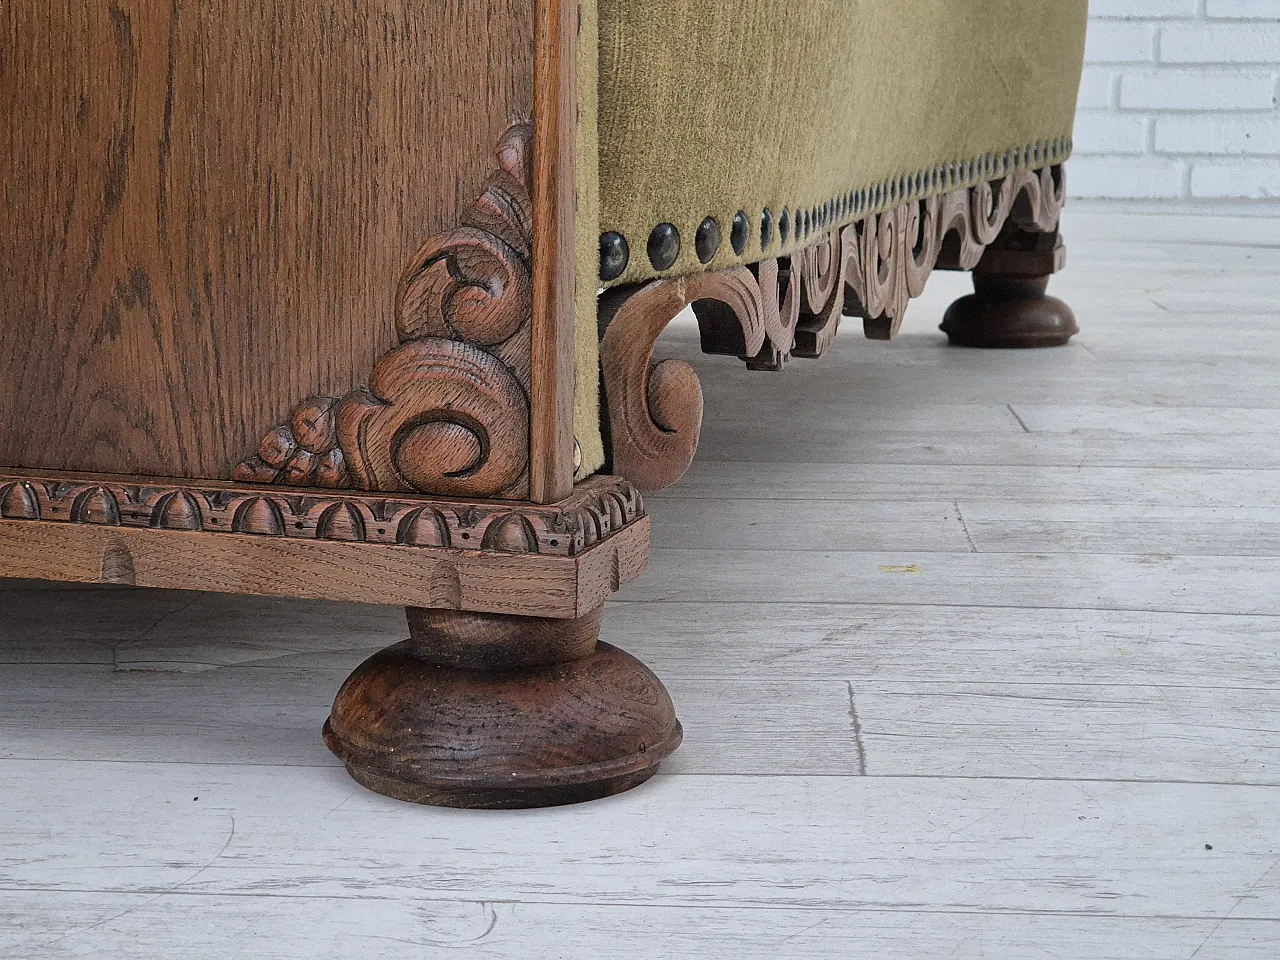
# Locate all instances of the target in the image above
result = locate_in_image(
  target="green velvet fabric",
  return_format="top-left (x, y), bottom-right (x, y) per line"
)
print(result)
top-left (573, 0), bottom-right (1088, 478)
top-left (597, 0), bottom-right (1087, 283)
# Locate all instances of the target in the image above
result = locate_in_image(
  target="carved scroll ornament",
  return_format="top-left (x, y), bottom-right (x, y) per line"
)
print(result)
top-left (234, 125), bottom-right (536, 500)
top-left (599, 165), bottom-right (1067, 493)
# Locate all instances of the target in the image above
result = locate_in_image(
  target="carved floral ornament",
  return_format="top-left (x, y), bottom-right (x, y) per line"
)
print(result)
top-left (599, 165), bottom-right (1067, 492)
top-left (234, 125), bottom-right (538, 501)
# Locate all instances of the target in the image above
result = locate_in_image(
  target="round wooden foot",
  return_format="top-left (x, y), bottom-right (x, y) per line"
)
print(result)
top-left (941, 275), bottom-right (1078, 348)
top-left (323, 606), bottom-right (682, 809)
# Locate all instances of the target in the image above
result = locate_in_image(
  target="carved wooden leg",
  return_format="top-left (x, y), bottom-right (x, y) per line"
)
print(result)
top-left (941, 275), bottom-right (1078, 348)
top-left (941, 225), bottom-right (1078, 349)
top-left (323, 605), bottom-right (682, 809)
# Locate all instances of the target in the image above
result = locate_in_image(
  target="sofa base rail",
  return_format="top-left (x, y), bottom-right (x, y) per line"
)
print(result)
top-left (0, 470), bottom-right (649, 621)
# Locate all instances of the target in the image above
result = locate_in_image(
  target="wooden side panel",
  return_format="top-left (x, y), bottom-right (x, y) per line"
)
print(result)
top-left (0, 1), bottom-right (533, 479)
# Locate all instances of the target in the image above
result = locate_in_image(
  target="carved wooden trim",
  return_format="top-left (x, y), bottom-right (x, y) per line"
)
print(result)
top-left (234, 125), bottom-right (538, 501)
top-left (0, 471), bottom-right (642, 559)
top-left (599, 165), bottom-right (1067, 493)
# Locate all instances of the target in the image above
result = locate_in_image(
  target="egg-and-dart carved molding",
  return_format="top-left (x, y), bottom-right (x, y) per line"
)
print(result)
top-left (599, 164), bottom-right (1067, 493)
top-left (234, 124), bottom-right (536, 500)
top-left (0, 472), bottom-right (643, 558)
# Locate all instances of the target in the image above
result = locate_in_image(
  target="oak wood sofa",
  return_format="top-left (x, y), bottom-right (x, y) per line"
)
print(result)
top-left (0, 1), bottom-right (1087, 808)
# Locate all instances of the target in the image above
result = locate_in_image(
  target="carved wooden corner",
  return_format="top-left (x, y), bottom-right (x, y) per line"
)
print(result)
top-left (599, 165), bottom-right (1069, 494)
top-left (234, 125), bottom-right (537, 501)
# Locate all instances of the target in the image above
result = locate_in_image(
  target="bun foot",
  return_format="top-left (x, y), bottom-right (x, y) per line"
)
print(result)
top-left (941, 275), bottom-right (1078, 349)
top-left (323, 606), bottom-right (682, 809)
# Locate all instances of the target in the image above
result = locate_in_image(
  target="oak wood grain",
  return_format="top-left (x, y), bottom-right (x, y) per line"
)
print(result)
top-left (0, 1), bottom-right (533, 479)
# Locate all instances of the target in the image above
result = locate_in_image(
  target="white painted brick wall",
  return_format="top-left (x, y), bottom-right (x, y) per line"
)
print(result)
top-left (1073, 0), bottom-right (1280, 201)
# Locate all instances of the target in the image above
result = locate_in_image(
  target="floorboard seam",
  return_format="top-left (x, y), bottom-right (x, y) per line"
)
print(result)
top-left (845, 681), bottom-right (869, 776)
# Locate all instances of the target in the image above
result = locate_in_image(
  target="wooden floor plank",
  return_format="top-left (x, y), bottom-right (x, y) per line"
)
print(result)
top-left (2, 761), bottom-right (1278, 920)
top-left (3, 891), bottom-right (1274, 960)
top-left (603, 602), bottom-right (1280, 686)
top-left (1, 653), bottom-right (1275, 784)
top-left (650, 500), bottom-right (972, 552)
top-left (668, 679), bottom-right (1280, 784)
top-left (9, 587), bottom-right (1278, 686)
top-left (659, 462), bottom-right (1280, 505)
top-left (697, 365), bottom-right (1280, 413)
top-left (651, 499), bottom-right (1280, 556)
top-left (961, 513), bottom-right (1280, 558)
top-left (1061, 207), bottom-right (1280, 249)
top-left (694, 429), bottom-right (1280, 469)
top-left (633, 549), bottom-right (1280, 615)
top-left (1011, 405), bottom-right (1280, 434)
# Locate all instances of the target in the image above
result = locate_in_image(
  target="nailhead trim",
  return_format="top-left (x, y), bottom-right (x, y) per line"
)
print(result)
top-left (600, 137), bottom-right (1072, 282)
top-left (599, 231), bottom-right (629, 282)
top-left (647, 222), bottom-right (680, 271)
top-left (695, 216), bottom-right (721, 264)
top-left (731, 211), bottom-right (750, 256)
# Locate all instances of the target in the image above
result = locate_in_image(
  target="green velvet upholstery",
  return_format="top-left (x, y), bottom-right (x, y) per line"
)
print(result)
top-left (572, 0), bottom-right (1089, 478)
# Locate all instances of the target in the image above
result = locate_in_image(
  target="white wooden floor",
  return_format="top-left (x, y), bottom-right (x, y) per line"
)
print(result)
top-left (3, 209), bottom-right (1280, 959)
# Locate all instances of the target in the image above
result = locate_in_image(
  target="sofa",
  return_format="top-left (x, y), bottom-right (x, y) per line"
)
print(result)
top-left (0, 0), bottom-right (1087, 808)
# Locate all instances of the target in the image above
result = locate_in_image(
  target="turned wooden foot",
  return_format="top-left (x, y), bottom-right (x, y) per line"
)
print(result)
top-left (941, 275), bottom-right (1078, 349)
top-left (323, 606), bottom-right (682, 809)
